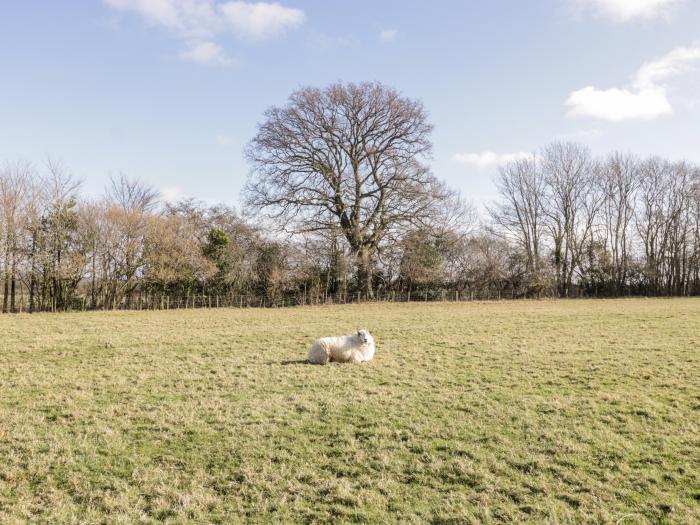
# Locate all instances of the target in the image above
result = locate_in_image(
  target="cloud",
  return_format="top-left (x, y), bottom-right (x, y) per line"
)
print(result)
top-left (218, 2), bottom-right (304, 40)
top-left (574, 0), bottom-right (683, 21)
top-left (104, 0), bottom-right (305, 63)
top-left (104, 0), bottom-right (219, 38)
top-left (566, 86), bottom-right (672, 121)
top-left (635, 44), bottom-right (700, 88)
top-left (380, 29), bottom-right (398, 43)
top-left (180, 41), bottom-right (235, 65)
top-left (453, 151), bottom-right (535, 168)
top-left (566, 42), bottom-right (700, 121)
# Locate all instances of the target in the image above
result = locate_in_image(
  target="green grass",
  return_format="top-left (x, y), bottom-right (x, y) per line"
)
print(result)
top-left (0, 299), bottom-right (699, 524)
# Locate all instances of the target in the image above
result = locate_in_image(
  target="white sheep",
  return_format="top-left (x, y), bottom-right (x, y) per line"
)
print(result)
top-left (307, 329), bottom-right (376, 365)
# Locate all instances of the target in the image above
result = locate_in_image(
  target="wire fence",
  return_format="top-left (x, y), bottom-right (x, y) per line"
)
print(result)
top-left (2, 286), bottom-right (695, 314)
top-left (2, 288), bottom-right (544, 314)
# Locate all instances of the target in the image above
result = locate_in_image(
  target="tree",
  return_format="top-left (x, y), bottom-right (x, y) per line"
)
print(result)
top-left (255, 241), bottom-right (289, 305)
top-left (103, 174), bottom-right (159, 308)
top-left (541, 142), bottom-right (599, 297)
top-left (488, 155), bottom-right (546, 283)
top-left (244, 81), bottom-right (451, 297)
top-left (0, 161), bottom-right (31, 312)
top-left (597, 153), bottom-right (639, 294)
top-left (77, 201), bottom-right (105, 309)
top-left (166, 200), bottom-right (261, 296)
top-left (38, 159), bottom-right (85, 311)
top-left (143, 215), bottom-right (216, 298)
top-left (398, 229), bottom-right (445, 294)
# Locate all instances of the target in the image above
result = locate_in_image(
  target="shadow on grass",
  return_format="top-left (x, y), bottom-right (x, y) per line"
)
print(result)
top-left (279, 359), bottom-right (309, 366)
top-left (276, 359), bottom-right (362, 366)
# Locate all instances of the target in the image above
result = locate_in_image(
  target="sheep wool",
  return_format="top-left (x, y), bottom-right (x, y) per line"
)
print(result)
top-left (307, 329), bottom-right (375, 364)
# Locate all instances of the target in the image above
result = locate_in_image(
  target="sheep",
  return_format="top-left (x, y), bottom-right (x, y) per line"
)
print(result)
top-left (307, 329), bottom-right (375, 365)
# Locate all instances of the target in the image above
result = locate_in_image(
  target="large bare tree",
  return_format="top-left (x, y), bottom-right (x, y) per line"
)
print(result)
top-left (244, 81), bottom-right (451, 296)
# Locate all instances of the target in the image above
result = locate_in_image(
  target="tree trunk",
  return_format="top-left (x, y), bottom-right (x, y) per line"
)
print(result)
top-left (91, 247), bottom-right (97, 309)
top-left (10, 274), bottom-right (16, 313)
top-left (2, 265), bottom-right (8, 313)
top-left (10, 251), bottom-right (17, 312)
top-left (29, 273), bottom-right (35, 314)
top-left (356, 247), bottom-right (374, 299)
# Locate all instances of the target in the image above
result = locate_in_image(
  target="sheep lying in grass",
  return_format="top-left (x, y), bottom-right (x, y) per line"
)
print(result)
top-left (307, 329), bottom-right (375, 365)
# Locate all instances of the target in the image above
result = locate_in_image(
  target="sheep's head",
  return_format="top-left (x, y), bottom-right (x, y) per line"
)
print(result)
top-left (357, 329), bottom-right (371, 344)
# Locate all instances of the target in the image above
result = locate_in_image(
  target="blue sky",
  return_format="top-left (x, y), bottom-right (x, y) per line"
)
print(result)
top-left (1, 1), bottom-right (699, 208)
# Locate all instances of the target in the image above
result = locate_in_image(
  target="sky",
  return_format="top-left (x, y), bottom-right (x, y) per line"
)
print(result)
top-left (1, 0), bottom-right (699, 209)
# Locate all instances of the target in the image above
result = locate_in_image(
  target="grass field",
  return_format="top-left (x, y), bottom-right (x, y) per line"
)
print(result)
top-left (0, 299), bottom-right (699, 524)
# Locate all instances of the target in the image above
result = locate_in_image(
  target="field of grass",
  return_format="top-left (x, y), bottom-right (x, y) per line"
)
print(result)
top-left (0, 299), bottom-right (699, 524)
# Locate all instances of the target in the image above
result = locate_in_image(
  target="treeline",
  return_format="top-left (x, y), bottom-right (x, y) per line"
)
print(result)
top-left (489, 143), bottom-right (700, 298)
top-left (0, 143), bottom-right (698, 313)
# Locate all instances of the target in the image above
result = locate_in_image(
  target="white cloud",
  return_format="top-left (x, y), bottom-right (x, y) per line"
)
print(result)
top-left (104, 0), bottom-right (305, 63)
top-left (635, 44), bottom-right (700, 88)
top-left (453, 151), bottom-right (535, 168)
top-left (180, 41), bottom-right (235, 65)
top-left (380, 29), bottom-right (398, 43)
top-left (566, 86), bottom-right (672, 121)
top-left (219, 2), bottom-right (304, 40)
top-left (566, 42), bottom-right (700, 121)
top-left (574, 0), bottom-right (683, 21)
top-left (104, 0), bottom-right (219, 38)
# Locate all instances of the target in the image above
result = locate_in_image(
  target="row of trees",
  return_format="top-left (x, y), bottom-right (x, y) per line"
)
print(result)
top-left (1, 82), bottom-right (698, 312)
top-left (1, 147), bottom-right (697, 313)
top-left (0, 157), bottom-right (471, 312)
top-left (489, 143), bottom-right (700, 297)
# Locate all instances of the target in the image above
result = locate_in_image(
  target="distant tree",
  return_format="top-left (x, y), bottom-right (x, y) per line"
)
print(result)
top-left (255, 241), bottom-right (288, 305)
top-left (244, 81), bottom-right (452, 297)
top-left (166, 200), bottom-right (261, 296)
top-left (203, 227), bottom-right (234, 292)
top-left (143, 215), bottom-right (216, 297)
top-left (76, 201), bottom-right (105, 309)
top-left (597, 152), bottom-right (639, 294)
top-left (488, 155), bottom-right (545, 276)
top-left (398, 229), bottom-right (445, 293)
top-left (103, 175), bottom-right (159, 307)
top-left (449, 233), bottom-right (518, 293)
top-left (38, 160), bottom-right (85, 310)
top-left (541, 142), bottom-right (600, 297)
top-left (0, 161), bottom-right (31, 312)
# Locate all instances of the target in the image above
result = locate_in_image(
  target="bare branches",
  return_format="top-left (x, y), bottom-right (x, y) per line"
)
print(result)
top-left (107, 173), bottom-right (159, 214)
top-left (488, 154), bottom-right (545, 274)
top-left (244, 81), bottom-right (450, 295)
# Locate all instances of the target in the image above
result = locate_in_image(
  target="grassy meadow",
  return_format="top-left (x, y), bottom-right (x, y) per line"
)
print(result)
top-left (0, 299), bottom-right (699, 524)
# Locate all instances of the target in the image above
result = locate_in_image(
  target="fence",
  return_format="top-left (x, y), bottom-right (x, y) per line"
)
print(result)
top-left (1, 286), bottom-right (694, 314)
top-left (1, 288), bottom-right (541, 314)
